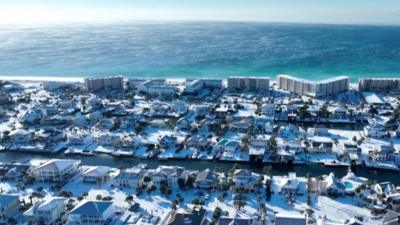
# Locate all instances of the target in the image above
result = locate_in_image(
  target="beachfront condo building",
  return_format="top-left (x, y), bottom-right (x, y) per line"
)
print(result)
top-left (227, 76), bottom-right (270, 92)
top-left (84, 76), bottom-right (124, 92)
top-left (358, 78), bottom-right (400, 92)
top-left (276, 75), bottom-right (349, 97)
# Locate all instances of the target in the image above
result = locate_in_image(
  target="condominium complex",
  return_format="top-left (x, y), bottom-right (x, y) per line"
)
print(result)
top-left (84, 76), bottom-right (124, 92)
top-left (227, 76), bottom-right (270, 92)
top-left (276, 75), bottom-right (349, 97)
top-left (358, 78), bottom-right (400, 92)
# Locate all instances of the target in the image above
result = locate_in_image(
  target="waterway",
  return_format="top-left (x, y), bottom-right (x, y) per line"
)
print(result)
top-left (0, 151), bottom-right (398, 185)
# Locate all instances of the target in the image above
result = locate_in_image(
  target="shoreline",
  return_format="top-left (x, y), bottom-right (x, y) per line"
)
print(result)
top-left (0, 75), bottom-right (363, 87)
top-left (0, 75), bottom-right (84, 82)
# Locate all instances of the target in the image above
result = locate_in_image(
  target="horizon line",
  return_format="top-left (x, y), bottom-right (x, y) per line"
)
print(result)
top-left (2, 19), bottom-right (400, 28)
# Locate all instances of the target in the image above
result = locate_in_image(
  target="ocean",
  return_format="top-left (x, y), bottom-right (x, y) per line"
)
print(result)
top-left (0, 22), bottom-right (399, 82)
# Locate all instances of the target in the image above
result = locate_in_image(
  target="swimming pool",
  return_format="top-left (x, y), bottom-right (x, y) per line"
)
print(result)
top-left (344, 181), bottom-right (353, 189)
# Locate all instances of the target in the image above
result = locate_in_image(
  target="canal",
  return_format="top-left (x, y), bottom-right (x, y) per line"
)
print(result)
top-left (0, 151), bottom-right (398, 185)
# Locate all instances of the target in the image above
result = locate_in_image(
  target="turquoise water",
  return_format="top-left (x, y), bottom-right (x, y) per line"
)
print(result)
top-left (344, 181), bottom-right (353, 189)
top-left (0, 22), bottom-right (399, 82)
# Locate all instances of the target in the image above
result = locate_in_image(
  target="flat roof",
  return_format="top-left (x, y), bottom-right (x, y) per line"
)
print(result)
top-left (228, 76), bottom-right (270, 79)
top-left (277, 74), bottom-right (349, 84)
top-left (362, 92), bottom-right (384, 104)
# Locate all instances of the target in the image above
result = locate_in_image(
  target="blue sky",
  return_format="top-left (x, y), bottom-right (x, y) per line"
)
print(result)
top-left (1, 0), bottom-right (400, 25)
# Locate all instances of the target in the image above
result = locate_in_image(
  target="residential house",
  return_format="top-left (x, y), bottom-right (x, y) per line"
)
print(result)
top-left (176, 117), bottom-right (193, 131)
top-left (30, 159), bottom-right (81, 183)
top-left (8, 129), bottom-right (32, 144)
top-left (320, 173), bottom-right (345, 196)
top-left (166, 207), bottom-right (207, 225)
top-left (186, 135), bottom-right (209, 149)
top-left (254, 117), bottom-right (274, 134)
top-left (233, 169), bottom-right (254, 188)
top-left (35, 129), bottom-right (65, 143)
top-left (217, 139), bottom-right (239, 153)
top-left (229, 117), bottom-right (253, 132)
top-left (310, 140), bottom-right (333, 152)
top-left (364, 123), bottom-right (387, 139)
top-left (19, 108), bottom-right (46, 125)
top-left (275, 213), bottom-right (306, 225)
top-left (69, 201), bottom-right (114, 225)
top-left (191, 104), bottom-right (211, 117)
top-left (0, 194), bottom-right (20, 223)
top-left (150, 166), bottom-right (184, 188)
top-left (249, 138), bottom-right (269, 157)
top-left (194, 169), bottom-right (219, 189)
top-left (370, 145), bottom-right (394, 161)
top-left (261, 103), bottom-right (276, 118)
top-left (0, 164), bottom-right (30, 181)
top-left (278, 173), bottom-right (300, 194)
top-left (27, 197), bottom-right (66, 225)
top-left (159, 135), bottom-right (178, 149)
top-left (81, 166), bottom-right (111, 183)
top-left (112, 166), bottom-right (145, 188)
top-left (218, 217), bottom-right (256, 225)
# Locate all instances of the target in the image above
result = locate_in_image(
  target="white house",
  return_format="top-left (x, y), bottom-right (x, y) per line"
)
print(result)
top-left (150, 166), bottom-right (184, 188)
top-left (278, 173), bottom-right (300, 194)
top-left (28, 197), bottom-right (66, 225)
top-left (233, 169), bottom-right (253, 188)
top-left (364, 124), bottom-right (387, 138)
top-left (81, 166), bottom-right (111, 183)
top-left (112, 166), bottom-right (145, 188)
top-left (30, 159), bottom-right (81, 183)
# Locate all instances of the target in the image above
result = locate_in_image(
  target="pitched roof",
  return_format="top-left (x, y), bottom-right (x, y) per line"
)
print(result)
top-left (34, 159), bottom-right (80, 172)
top-left (218, 217), bottom-right (253, 225)
top-left (82, 166), bottom-right (110, 177)
top-left (168, 207), bottom-right (206, 225)
top-left (0, 194), bottom-right (19, 207)
top-left (196, 169), bottom-right (218, 182)
top-left (37, 197), bottom-right (65, 212)
top-left (70, 201), bottom-right (113, 216)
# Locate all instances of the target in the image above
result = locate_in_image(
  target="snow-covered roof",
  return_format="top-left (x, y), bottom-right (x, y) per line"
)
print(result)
top-left (33, 159), bottom-right (80, 172)
top-left (82, 166), bottom-right (110, 177)
top-left (36, 197), bottom-right (65, 212)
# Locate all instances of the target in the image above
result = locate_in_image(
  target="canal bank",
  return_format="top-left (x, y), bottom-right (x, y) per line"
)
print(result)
top-left (0, 151), bottom-right (398, 185)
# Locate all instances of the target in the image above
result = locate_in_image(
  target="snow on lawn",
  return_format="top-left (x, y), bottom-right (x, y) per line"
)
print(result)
top-left (266, 194), bottom-right (377, 225)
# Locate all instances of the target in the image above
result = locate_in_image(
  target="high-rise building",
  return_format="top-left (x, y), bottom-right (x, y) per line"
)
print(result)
top-left (227, 76), bottom-right (270, 92)
top-left (358, 78), bottom-right (400, 92)
top-left (276, 75), bottom-right (349, 97)
top-left (84, 76), bottom-right (124, 92)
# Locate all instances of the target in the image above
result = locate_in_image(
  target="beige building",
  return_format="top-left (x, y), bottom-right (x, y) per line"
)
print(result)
top-left (227, 76), bottom-right (270, 92)
top-left (276, 75), bottom-right (349, 97)
top-left (84, 76), bottom-right (124, 92)
top-left (358, 78), bottom-right (400, 92)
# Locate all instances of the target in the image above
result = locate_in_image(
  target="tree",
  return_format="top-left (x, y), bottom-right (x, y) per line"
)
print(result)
top-left (59, 191), bottom-right (72, 198)
top-left (125, 195), bottom-right (134, 204)
top-left (297, 104), bottom-right (309, 119)
top-left (306, 195), bottom-right (311, 206)
top-left (262, 166), bottom-right (272, 177)
top-left (96, 194), bottom-right (102, 200)
top-left (318, 104), bottom-right (330, 118)
top-left (192, 198), bottom-right (204, 207)
top-left (143, 176), bottom-right (151, 186)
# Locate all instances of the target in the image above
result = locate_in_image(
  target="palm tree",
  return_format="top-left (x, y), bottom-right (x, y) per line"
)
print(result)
top-left (125, 195), bottom-right (134, 204)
